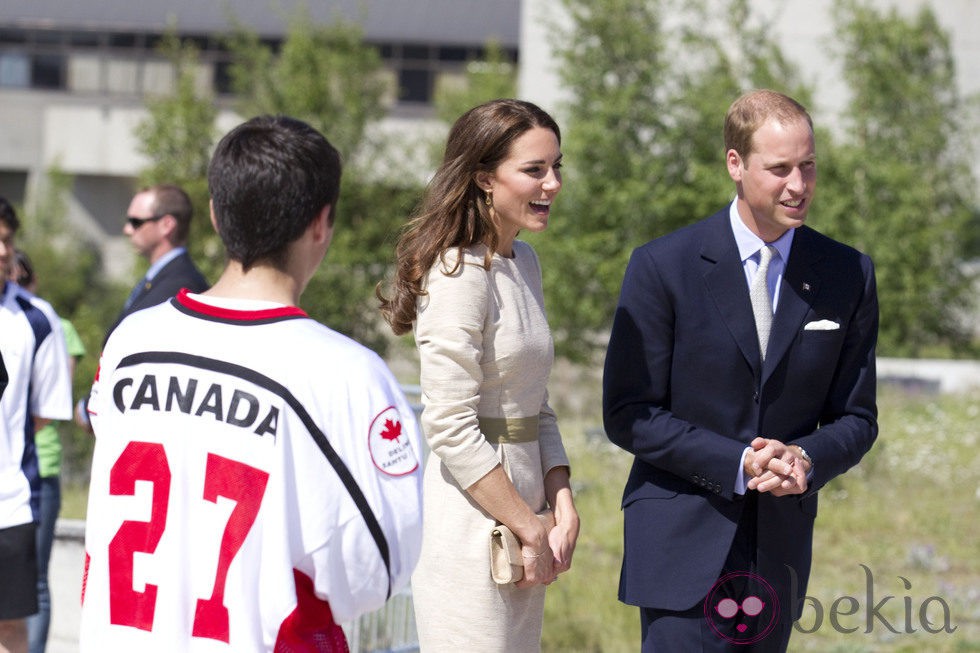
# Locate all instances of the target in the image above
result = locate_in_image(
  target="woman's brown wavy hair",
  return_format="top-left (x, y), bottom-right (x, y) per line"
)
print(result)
top-left (377, 99), bottom-right (560, 335)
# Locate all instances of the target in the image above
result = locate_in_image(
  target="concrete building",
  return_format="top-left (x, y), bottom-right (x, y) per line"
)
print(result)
top-left (0, 0), bottom-right (518, 277)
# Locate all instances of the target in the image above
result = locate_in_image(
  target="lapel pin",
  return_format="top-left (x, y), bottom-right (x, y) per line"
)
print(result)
top-left (802, 282), bottom-right (811, 293)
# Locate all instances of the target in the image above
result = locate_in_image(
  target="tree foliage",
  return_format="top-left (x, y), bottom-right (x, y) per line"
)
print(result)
top-left (535, 0), bottom-right (807, 360)
top-left (132, 12), bottom-right (420, 354)
top-left (135, 28), bottom-right (223, 282)
top-left (225, 10), bottom-right (387, 162)
top-left (127, 0), bottom-right (977, 362)
top-left (223, 10), bottom-right (413, 353)
top-left (816, 0), bottom-right (978, 355)
top-left (529, 0), bottom-right (976, 360)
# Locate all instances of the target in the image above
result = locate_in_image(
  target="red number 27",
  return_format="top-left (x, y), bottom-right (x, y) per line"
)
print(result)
top-left (107, 441), bottom-right (269, 642)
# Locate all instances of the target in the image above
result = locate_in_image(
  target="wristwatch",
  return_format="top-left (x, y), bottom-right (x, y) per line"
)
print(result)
top-left (794, 445), bottom-right (813, 468)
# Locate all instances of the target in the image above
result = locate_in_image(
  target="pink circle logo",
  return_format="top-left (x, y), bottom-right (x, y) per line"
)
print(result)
top-left (703, 571), bottom-right (780, 645)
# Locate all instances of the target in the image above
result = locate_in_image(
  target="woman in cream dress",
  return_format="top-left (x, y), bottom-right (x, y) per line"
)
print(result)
top-left (378, 99), bottom-right (579, 652)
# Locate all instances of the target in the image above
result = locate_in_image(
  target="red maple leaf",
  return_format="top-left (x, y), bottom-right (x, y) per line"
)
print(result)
top-left (380, 418), bottom-right (402, 441)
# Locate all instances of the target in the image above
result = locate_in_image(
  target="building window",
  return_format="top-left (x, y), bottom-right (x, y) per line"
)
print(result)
top-left (0, 52), bottom-right (29, 87)
top-left (399, 67), bottom-right (432, 104)
top-left (402, 44), bottom-right (430, 61)
top-left (213, 60), bottom-right (235, 95)
top-left (0, 27), bottom-right (518, 107)
top-left (437, 46), bottom-right (469, 62)
top-left (69, 32), bottom-right (103, 49)
top-left (31, 53), bottom-right (65, 88)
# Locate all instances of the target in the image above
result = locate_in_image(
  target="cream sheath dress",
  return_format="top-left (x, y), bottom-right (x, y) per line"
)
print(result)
top-left (411, 241), bottom-right (570, 652)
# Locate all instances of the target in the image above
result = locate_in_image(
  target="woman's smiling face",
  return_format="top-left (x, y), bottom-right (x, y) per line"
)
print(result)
top-left (478, 126), bottom-right (562, 257)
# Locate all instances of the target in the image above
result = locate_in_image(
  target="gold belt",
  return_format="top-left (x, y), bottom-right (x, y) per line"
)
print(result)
top-left (479, 416), bottom-right (540, 444)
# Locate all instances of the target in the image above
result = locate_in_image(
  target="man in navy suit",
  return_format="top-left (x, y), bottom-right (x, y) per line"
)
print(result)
top-left (603, 90), bottom-right (878, 651)
top-left (105, 184), bottom-right (209, 341)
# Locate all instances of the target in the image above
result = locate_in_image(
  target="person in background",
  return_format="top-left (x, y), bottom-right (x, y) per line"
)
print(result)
top-left (603, 89), bottom-right (878, 652)
top-left (0, 198), bottom-right (72, 653)
top-left (378, 99), bottom-right (579, 652)
top-left (79, 115), bottom-right (423, 652)
top-left (106, 183), bottom-right (209, 341)
top-left (9, 249), bottom-right (86, 653)
top-left (76, 183), bottom-right (209, 431)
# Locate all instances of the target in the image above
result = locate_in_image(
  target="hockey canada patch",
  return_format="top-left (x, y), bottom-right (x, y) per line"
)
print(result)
top-left (368, 407), bottom-right (418, 476)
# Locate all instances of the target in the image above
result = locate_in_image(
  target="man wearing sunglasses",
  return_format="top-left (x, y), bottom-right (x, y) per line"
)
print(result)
top-left (106, 184), bottom-right (209, 342)
top-left (76, 185), bottom-right (209, 432)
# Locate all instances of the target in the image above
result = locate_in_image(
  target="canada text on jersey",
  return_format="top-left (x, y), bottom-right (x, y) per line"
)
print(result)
top-left (111, 373), bottom-right (280, 438)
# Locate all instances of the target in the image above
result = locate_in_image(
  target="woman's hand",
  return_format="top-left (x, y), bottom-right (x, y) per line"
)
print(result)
top-left (543, 465), bottom-right (579, 576)
top-left (548, 506), bottom-right (580, 575)
top-left (465, 465), bottom-right (557, 587)
top-left (516, 539), bottom-right (556, 588)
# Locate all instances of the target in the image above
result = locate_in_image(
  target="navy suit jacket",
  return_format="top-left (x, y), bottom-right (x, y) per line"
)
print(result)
top-left (602, 208), bottom-right (878, 611)
top-left (105, 250), bottom-right (209, 343)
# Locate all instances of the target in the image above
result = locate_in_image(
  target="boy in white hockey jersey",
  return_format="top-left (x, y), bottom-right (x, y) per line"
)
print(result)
top-left (80, 115), bottom-right (423, 652)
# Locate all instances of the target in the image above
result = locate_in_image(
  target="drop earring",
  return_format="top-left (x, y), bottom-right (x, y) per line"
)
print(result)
top-left (484, 191), bottom-right (493, 209)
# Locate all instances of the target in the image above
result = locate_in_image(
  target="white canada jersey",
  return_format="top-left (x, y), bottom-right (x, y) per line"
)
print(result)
top-left (0, 281), bottom-right (72, 529)
top-left (80, 290), bottom-right (423, 652)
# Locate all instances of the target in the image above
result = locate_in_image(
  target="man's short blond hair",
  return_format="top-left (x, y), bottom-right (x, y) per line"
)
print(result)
top-left (724, 90), bottom-right (813, 161)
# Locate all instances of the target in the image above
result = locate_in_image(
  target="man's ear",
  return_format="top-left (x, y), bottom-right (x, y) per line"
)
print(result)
top-left (311, 204), bottom-right (333, 246)
top-left (209, 200), bottom-right (219, 233)
top-left (726, 149), bottom-right (744, 183)
top-left (161, 213), bottom-right (179, 241)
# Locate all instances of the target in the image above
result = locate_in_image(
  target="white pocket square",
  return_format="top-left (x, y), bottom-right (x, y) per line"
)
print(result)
top-left (804, 319), bottom-right (840, 331)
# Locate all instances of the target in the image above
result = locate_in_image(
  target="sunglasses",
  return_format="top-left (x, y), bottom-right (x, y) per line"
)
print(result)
top-left (126, 214), bottom-right (168, 230)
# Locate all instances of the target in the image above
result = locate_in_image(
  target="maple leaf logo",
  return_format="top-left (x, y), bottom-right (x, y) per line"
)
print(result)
top-left (380, 418), bottom-right (402, 442)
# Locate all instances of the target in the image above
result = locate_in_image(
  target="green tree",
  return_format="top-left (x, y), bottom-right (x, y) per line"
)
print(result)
top-left (818, 0), bottom-right (978, 355)
top-left (225, 10), bottom-right (387, 161)
top-left (135, 28), bottom-right (222, 281)
top-left (224, 10), bottom-right (416, 353)
top-left (536, 0), bottom-right (806, 361)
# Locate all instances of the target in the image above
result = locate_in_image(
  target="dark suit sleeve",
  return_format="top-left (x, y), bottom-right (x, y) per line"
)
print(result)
top-left (790, 253), bottom-right (878, 493)
top-left (603, 246), bottom-right (747, 500)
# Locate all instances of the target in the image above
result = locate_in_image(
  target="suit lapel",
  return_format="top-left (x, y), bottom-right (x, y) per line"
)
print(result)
top-left (700, 213), bottom-right (760, 373)
top-left (762, 227), bottom-right (822, 384)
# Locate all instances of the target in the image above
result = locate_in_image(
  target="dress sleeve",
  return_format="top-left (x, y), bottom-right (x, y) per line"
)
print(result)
top-left (415, 252), bottom-right (500, 489)
top-left (538, 391), bottom-right (570, 476)
top-left (520, 243), bottom-right (570, 477)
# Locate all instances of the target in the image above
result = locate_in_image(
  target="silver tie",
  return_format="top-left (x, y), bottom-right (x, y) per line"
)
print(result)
top-left (750, 245), bottom-right (776, 360)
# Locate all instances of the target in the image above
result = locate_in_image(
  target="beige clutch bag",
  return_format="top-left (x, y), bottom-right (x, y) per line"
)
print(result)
top-left (489, 511), bottom-right (555, 585)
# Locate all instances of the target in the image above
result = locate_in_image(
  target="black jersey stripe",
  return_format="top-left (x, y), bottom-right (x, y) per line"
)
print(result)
top-left (114, 350), bottom-right (393, 599)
